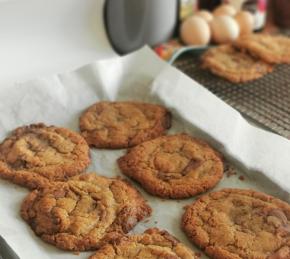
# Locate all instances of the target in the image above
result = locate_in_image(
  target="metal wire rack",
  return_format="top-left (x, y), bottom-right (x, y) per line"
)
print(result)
top-left (174, 52), bottom-right (290, 139)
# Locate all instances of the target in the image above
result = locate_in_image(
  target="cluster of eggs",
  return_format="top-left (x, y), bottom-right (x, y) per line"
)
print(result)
top-left (180, 4), bottom-right (254, 46)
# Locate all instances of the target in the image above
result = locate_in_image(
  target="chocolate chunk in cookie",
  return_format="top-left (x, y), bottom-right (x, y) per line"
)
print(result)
top-left (0, 123), bottom-right (90, 189)
top-left (21, 173), bottom-right (152, 251)
top-left (235, 34), bottom-right (290, 64)
top-left (79, 101), bottom-right (171, 149)
top-left (118, 134), bottom-right (223, 199)
top-left (89, 228), bottom-right (196, 259)
top-left (182, 188), bottom-right (290, 259)
top-left (202, 45), bottom-right (273, 83)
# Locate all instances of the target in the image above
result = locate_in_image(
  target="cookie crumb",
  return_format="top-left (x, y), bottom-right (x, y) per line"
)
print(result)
top-left (73, 252), bottom-right (80, 256)
top-left (225, 164), bottom-right (237, 178)
top-left (226, 171), bottom-right (237, 177)
top-left (183, 205), bottom-right (189, 210)
top-left (239, 175), bottom-right (245, 181)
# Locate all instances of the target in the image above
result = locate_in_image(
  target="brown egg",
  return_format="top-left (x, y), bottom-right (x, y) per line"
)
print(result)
top-left (213, 4), bottom-right (237, 16)
top-left (210, 15), bottom-right (240, 44)
top-left (180, 16), bottom-right (211, 46)
top-left (235, 11), bottom-right (254, 35)
top-left (195, 10), bottom-right (213, 23)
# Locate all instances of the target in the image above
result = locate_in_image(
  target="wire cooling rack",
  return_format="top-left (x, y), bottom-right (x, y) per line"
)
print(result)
top-left (174, 52), bottom-right (290, 139)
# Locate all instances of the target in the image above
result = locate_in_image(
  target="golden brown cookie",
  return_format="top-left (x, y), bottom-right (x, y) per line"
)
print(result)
top-left (89, 228), bottom-right (196, 259)
top-left (118, 134), bottom-right (223, 199)
top-left (201, 45), bottom-right (273, 83)
top-left (0, 123), bottom-right (90, 189)
top-left (21, 173), bottom-right (152, 251)
top-left (235, 34), bottom-right (290, 64)
top-left (79, 101), bottom-right (171, 149)
top-left (182, 188), bottom-right (290, 259)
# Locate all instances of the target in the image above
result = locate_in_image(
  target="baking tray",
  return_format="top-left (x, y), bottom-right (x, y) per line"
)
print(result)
top-left (174, 47), bottom-right (290, 139)
top-left (1, 47), bottom-right (290, 259)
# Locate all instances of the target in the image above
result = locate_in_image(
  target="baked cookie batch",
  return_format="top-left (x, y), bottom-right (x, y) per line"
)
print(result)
top-left (118, 134), bottom-right (223, 199)
top-left (21, 173), bottom-right (151, 251)
top-left (182, 189), bottom-right (290, 259)
top-left (79, 101), bottom-right (171, 148)
top-left (202, 33), bottom-right (290, 83)
top-left (0, 123), bottom-right (90, 189)
top-left (0, 101), bottom-right (289, 259)
top-left (90, 228), bottom-right (196, 259)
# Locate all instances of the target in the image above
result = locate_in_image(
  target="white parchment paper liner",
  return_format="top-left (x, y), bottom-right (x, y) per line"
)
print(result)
top-left (1, 47), bottom-right (290, 259)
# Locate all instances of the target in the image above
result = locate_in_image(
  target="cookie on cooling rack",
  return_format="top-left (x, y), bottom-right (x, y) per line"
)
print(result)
top-left (201, 44), bottom-right (273, 83)
top-left (235, 34), bottom-right (290, 64)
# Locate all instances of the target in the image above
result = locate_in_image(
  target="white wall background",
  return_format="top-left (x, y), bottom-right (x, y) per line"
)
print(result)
top-left (0, 0), bottom-right (116, 85)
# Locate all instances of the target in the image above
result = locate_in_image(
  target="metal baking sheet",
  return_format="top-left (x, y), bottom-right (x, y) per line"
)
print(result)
top-left (174, 50), bottom-right (290, 139)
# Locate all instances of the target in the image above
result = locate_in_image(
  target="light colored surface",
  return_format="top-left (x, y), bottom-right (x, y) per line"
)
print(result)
top-left (1, 47), bottom-right (290, 259)
top-left (0, 0), bottom-right (116, 86)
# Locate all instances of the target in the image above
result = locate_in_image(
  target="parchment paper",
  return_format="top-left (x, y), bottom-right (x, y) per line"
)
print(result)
top-left (1, 47), bottom-right (290, 259)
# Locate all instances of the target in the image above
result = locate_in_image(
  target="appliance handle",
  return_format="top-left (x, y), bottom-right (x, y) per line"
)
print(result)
top-left (0, 236), bottom-right (20, 259)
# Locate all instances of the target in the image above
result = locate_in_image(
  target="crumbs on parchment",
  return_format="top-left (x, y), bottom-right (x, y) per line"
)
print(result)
top-left (239, 175), bottom-right (245, 181)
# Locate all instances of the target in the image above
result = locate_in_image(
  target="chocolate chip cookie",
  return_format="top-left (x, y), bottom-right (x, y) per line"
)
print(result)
top-left (118, 134), bottom-right (223, 199)
top-left (235, 34), bottom-right (290, 64)
top-left (89, 228), bottom-right (196, 259)
top-left (0, 123), bottom-right (90, 189)
top-left (79, 101), bottom-right (171, 149)
top-left (182, 188), bottom-right (290, 259)
top-left (202, 45), bottom-right (273, 83)
top-left (21, 173), bottom-right (152, 251)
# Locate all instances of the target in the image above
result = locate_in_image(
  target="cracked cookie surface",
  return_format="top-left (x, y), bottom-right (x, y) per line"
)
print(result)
top-left (90, 228), bottom-right (196, 259)
top-left (235, 34), bottom-right (290, 64)
top-left (79, 101), bottom-right (171, 149)
top-left (182, 188), bottom-right (290, 259)
top-left (0, 123), bottom-right (90, 189)
top-left (21, 173), bottom-right (152, 251)
top-left (202, 45), bottom-right (273, 83)
top-left (118, 134), bottom-right (223, 199)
